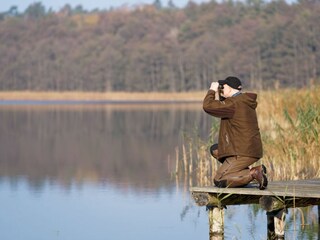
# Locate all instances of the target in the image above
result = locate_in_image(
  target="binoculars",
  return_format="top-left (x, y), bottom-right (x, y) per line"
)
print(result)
top-left (218, 84), bottom-right (225, 101)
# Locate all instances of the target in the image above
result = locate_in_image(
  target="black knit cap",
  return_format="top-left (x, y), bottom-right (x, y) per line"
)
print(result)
top-left (218, 76), bottom-right (242, 90)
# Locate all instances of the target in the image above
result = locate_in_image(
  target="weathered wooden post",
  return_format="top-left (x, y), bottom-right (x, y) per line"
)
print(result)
top-left (208, 207), bottom-right (224, 239)
top-left (318, 205), bottom-right (320, 239)
top-left (260, 196), bottom-right (286, 239)
top-left (192, 192), bottom-right (224, 239)
top-left (265, 210), bottom-right (286, 239)
top-left (274, 209), bottom-right (286, 239)
top-left (267, 214), bottom-right (275, 239)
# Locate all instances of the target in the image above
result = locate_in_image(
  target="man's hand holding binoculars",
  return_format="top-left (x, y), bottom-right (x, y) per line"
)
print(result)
top-left (210, 82), bottom-right (219, 91)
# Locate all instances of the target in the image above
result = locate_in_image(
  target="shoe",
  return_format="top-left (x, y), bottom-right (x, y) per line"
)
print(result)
top-left (250, 164), bottom-right (268, 190)
top-left (210, 144), bottom-right (218, 159)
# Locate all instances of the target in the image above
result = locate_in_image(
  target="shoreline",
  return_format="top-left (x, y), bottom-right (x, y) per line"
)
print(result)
top-left (0, 91), bottom-right (205, 102)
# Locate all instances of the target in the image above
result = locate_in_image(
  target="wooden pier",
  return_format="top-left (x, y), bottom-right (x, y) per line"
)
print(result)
top-left (190, 179), bottom-right (320, 239)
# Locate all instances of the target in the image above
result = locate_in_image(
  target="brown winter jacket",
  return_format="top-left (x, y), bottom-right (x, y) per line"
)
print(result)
top-left (203, 90), bottom-right (263, 160)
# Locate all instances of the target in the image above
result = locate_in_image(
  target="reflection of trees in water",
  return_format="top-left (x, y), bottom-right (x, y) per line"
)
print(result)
top-left (0, 105), bottom-right (212, 191)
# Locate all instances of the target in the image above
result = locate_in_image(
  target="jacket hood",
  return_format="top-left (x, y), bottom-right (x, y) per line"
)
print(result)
top-left (242, 92), bottom-right (258, 109)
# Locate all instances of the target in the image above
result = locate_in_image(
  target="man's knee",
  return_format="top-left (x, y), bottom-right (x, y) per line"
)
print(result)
top-left (214, 179), bottom-right (227, 188)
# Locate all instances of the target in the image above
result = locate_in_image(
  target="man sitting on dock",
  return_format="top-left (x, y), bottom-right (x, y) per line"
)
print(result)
top-left (203, 76), bottom-right (268, 190)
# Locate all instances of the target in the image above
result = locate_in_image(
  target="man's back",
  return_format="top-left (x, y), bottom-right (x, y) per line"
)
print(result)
top-left (218, 93), bottom-right (263, 159)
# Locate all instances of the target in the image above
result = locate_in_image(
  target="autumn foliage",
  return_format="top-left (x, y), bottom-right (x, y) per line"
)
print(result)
top-left (0, 0), bottom-right (319, 92)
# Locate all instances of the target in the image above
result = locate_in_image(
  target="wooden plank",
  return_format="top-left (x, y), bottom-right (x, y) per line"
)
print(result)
top-left (270, 179), bottom-right (320, 185)
top-left (192, 192), bottom-right (261, 206)
top-left (190, 187), bottom-right (320, 198)
top-left (190, 180), bottom-right (320, 199)
top-left (192, 191), bottom-right (320, 208)
top-left (191, 180), bottom-right (320, 240)
top-left (259, 196), bottom-right (320, 211)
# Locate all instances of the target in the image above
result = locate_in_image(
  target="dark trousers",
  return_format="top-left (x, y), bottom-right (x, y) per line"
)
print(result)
top-left (214, 156), bottom-right (258, 188)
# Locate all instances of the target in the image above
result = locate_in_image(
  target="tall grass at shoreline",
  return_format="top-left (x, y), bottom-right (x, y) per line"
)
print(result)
top-left (260, 88), bottom-right (320, 180)
top-left (175, 87), bottom-right (320, 186)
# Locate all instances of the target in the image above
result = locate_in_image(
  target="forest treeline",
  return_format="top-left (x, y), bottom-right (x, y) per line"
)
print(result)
top-left (0, 0), bottom-right (319, 92)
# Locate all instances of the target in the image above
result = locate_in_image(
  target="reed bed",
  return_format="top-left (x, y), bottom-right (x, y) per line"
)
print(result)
top-left (175, 87), bottom-right (320, 187)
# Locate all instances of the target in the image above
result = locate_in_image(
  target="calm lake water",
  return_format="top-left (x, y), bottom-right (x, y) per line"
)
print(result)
top-left (0, 103), bottom-right (318, 240)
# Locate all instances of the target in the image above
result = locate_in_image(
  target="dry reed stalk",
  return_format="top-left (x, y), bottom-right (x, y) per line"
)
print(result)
top-left (175, 147), bottom-right (179, 174)
top-left (195, 145), bottom-right (211, 186)
top-left (189, 173), bottom-right (193, 188)
top-left (182, 144), bottom-right (188, 174)
top-left (189, 142), bottom-right (193, 174)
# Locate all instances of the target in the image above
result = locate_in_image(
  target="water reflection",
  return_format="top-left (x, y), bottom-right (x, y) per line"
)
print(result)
top-left (0, 104), bottom-right (319, 240)
top-left (0, 103), bottom-right (211, 192)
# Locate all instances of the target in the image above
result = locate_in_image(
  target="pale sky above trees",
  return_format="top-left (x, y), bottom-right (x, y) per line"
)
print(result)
top-left (0, 0), bottom-right (209, 12)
